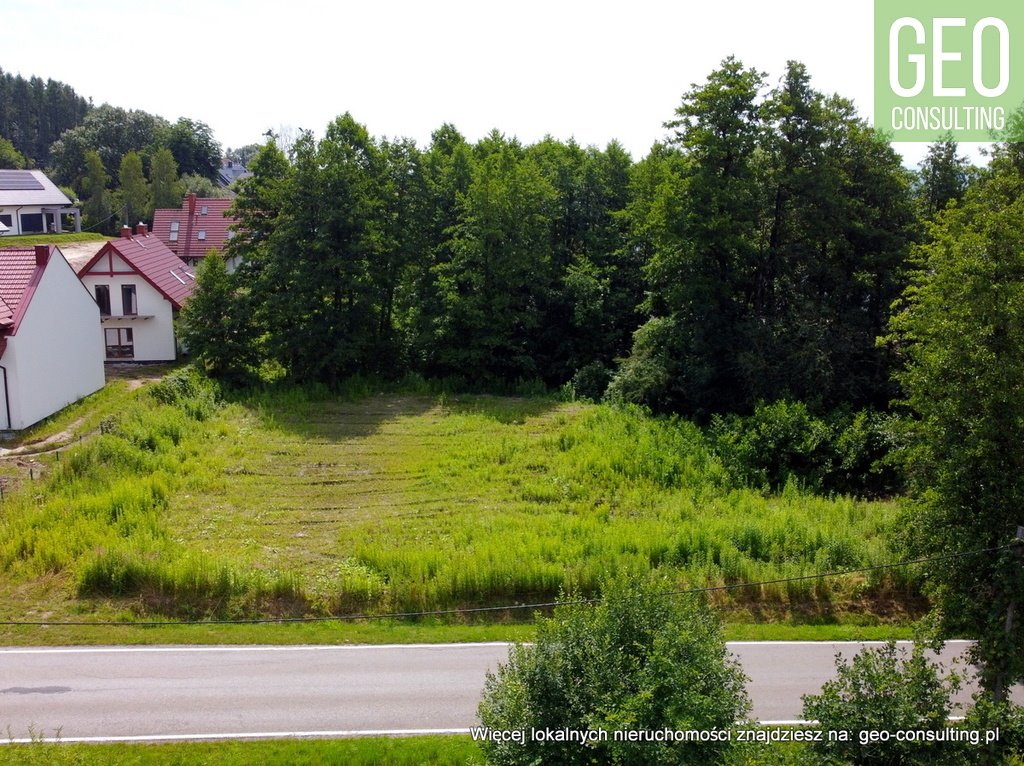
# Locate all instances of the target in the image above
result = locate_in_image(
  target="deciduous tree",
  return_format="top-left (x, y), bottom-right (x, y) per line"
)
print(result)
top-left (887, 146), bottom-right (1024, 702)
top-left (0, 137), bottom-right (26, 169)
top-left (178, 253), bottom-right (257, 384)
top-left (115, 151), bottom-right (150, 228)
top-left (166, 117), bottom-right (221, 180)
top-left (436, 133), bottom-right (557, 382)
top-left (916, 133), bottom-right (971, 219)
top-left (81, 150), bottom-right (112, 233)
top-left (148, 147), bottom-right (184, 214)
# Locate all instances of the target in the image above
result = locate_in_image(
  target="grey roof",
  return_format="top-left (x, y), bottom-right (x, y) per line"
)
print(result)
top-left (218, 160), bottom-right (251, 188)
top-left (0, 170), bottom-right (73, 207)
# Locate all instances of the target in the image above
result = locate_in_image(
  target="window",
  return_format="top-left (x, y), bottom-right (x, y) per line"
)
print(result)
top-left (197, 230), bottom-right (206, 240)
top-left (169, 221), bottom-right (179, 242)
top-left (104, 328), bottom-right (133, 359)
top-left (200, 205), bottom-right (208, 215)
top-left (121, 284), bottom-right (137, 316)
top-left (19, 213), bottom-right (43, 233)
top-left (0, 214), bottom-right (11, 228)
top-left (95, 285), bottom-right (111, 315)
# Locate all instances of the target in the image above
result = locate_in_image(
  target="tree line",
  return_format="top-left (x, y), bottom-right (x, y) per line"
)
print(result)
top-left (0, 67), bottom-right (90, 169)
top-left (53, 107), bottom-right (224, 233)
top-left (185, 58), bottom-right (933, 420)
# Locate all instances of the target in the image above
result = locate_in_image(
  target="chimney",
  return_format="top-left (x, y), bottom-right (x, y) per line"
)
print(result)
top-left (33, 244), bottom-right (50, 266)
top-left (135, 222), bottom-right (148, 236)
top-left (187, 193), bottom-right (197, 215)
top-left (120, 225), bottom-right (132, 239)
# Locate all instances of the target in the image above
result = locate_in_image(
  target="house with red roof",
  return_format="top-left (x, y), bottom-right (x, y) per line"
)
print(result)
top-left (76, 225), bottom-right (195, 362)
top-left (151, 193), bottom-right (237, 268)
top-left (0, 244), bottom-right (104, 429)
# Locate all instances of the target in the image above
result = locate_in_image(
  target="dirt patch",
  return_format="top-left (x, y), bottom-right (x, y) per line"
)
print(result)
top-left (103, 362), bottom-right (179, 390)
top-left (0, 418), bottom-right (85, 458)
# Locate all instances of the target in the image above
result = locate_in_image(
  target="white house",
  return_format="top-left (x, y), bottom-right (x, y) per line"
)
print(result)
top-left (76, 225), bottom-right (195, 362)
top-left (0, 244), bottom-right (105, 429)
top-left (0, 170), bottom-right (82, 236)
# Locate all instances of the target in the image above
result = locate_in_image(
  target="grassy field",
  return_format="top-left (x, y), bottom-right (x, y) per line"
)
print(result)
top-left (0, 736), bottom-right (482, 766)
top-left (0, 369), bottom-right (922, 642)
top-left (0, 232), bottom-right (109, 247)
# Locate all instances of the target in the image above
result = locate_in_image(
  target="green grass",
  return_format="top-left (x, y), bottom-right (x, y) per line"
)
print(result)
top-left (0, 736), bottom-right (481, 766)
top-left (0, 232), bottom-right (110, 246)
top-left (169, 390), bottom-right (915, 618)
top-left (0, 369), bottom-right (922, 640)
top-left (0, 618), bottom-right (915, 648)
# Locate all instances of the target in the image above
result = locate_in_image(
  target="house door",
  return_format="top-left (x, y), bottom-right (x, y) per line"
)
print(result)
top-left (105, 328), bottom-right (134, 359)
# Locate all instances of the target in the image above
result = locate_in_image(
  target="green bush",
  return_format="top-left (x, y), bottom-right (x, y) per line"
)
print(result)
top-left (961, 698), bottom-right (1024, 765)
top-left (604, 317), bottom-right (679, 412)
top-left (801, 642), bottom-right (965, 766)
top-left (570, 362), bottom-right (612, 402)
top-left (711, 401), bottom-right (834, 492)
top-left (148, 366), bottom-right (221, 420)
top-left (830, 410), bottom-right (904, 498)
top-left (710, 402), bottom-right (903, 498)
top-left (477, 575), bottom-right (749, 765)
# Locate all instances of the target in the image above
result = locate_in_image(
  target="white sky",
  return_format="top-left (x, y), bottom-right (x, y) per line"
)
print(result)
top-left (1, 0), bottom-right (968, 166)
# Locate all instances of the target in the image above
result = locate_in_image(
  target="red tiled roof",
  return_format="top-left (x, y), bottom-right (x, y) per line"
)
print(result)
top-left (77, 236), bottom-right (194, 310)
top-left (0, 247), bottom-right (46, 334)
top-left (152, 196), bottom-right (236, 261)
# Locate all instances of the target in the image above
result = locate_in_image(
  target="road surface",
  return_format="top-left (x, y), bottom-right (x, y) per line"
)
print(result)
top-left (0, 641), bottom-right (1017, 743)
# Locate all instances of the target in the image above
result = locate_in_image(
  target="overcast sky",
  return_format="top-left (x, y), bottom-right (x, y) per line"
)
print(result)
top-left (3, 0), bottom-right (956, 166)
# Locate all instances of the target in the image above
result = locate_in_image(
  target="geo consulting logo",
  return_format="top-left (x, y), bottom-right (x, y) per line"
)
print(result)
top-left (874, 0), bottom-right (1024, 141)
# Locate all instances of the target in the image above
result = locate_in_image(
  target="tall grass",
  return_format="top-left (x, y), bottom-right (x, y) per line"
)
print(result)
top-left (0, 373), bottom-right (915, 622)
top-left (211, 393), bottom-right (913, 617)
top-left (0, 368), bottom-right (305, 618)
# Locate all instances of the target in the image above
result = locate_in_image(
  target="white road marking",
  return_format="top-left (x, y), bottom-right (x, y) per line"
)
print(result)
top-left (0, 639), bottom-right (976, 655)
top-left (727, 640), bottom-right (974, 646)
top-left (1, 719), bottom-right (975, 745)
top-left (1, 729), bottom-right (473, 745)
top-left (0, 642), bottom-right (514, 655)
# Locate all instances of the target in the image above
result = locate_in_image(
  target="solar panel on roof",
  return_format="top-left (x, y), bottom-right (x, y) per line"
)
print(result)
top-left (0, 171), bottom-right (44, 191)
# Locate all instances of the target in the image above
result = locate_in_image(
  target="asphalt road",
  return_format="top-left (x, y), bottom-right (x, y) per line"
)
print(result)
top-left (0, 641), bottom-right (1018, 743)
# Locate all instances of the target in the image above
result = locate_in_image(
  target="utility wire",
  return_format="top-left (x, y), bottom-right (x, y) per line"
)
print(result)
top-left (0, 543), bottom-right (1012, 628)
top-left (80, 210), bottom-right (118, 233)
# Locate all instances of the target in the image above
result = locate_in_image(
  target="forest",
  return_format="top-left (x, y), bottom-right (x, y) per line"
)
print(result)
top-left (183, 59), bottom-right (951, 415)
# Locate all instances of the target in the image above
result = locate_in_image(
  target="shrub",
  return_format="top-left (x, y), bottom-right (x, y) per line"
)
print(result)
top-left (570, 362), bottom-right (612, 402)
top-left (710, 403), bottom-right (904, 497)
top-left (830, 410), bottom-right (904, 498)
top-left (711, 401), bottom-right (834, 492)
top-left (801, 642), bottom-right (965, 765)
top-left (477, 575), bottom-right (749, 765)
top-left (961, 698), bottom-right (1024, 765)
top-left (148, 366), bottom-right (220, 420)
top-left (604, 317), bottom-right (679, 412)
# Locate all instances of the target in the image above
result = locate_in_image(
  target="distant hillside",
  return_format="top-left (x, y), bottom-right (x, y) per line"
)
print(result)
top-left (0, 67), bottom-right (91, 168)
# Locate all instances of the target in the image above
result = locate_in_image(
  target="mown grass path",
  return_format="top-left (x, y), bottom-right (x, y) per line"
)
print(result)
top-left (0, 376), bottom-right (918, 641)
top-left (167, 391), bottom-right (911, 620)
